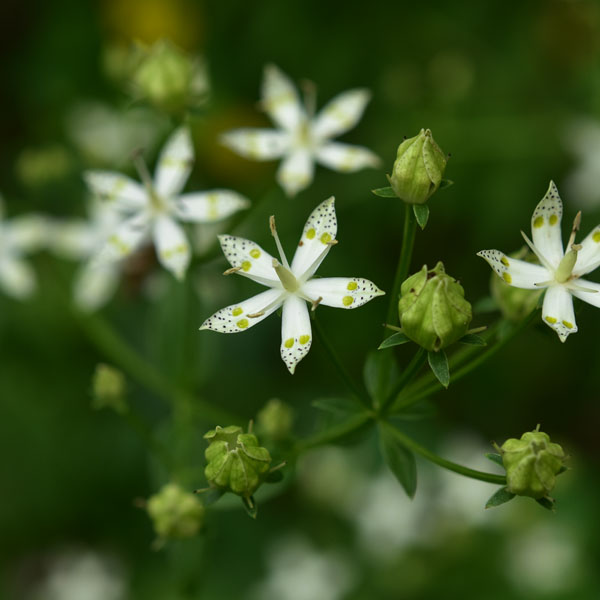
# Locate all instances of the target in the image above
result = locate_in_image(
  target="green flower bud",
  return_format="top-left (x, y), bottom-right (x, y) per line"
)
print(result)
top-left (389, 129), bottom-right (447, 204)
top-left (256, 398), bottom-right (293, 440)
top-left (91, 363), bottom-right (127, 414)
top-left (398, 262), bottom-right (472, 351)
top-left (131, 40), bottom-right (208, 112)
top-left (491, 248), bottom-right (543, 321)
top-left (147, 483), bottom-right (204, 540)
top-left (204, 426), bottom-right (271, 498)
top-left (501, 429), bottom-right (566, 498)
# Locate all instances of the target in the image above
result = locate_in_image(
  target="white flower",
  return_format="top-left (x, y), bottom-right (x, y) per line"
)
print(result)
top-left (221, 64), bottom-right (380, 197)
top-left (0, 195), bottom-right (47, 299)
top-left (200, 197), bottom-right (385, 373)
top-left (84, 127), bottom-right (250, 279)
top-left (478, 181), bottom-right (600, 342)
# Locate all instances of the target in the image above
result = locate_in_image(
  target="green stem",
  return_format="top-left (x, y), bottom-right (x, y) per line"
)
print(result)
top-left (384, 203), bottom-right (417, 337)
top-left (383, 422), bottom-right (506, 485)
top-left (313, 315), bottom-right (371, 408)
top-left (122, 409), bottom-right (173, 470)
top-left (379, 347), bottom-right (427, 414)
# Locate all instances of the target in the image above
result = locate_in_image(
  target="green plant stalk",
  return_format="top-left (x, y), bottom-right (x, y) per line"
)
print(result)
top-left (379, 347), bottom-right (427, 414)
top-left (122, 409), bottom-right (173, 470)
top-left (382, 422), bottom-right (506, 484)
top-left (384, 203), bottom-right (417, 338)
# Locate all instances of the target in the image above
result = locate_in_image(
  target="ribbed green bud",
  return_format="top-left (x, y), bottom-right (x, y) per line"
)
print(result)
top-left (491, 249), bottom-right (542, 321)
top-left (147, 483), bottom-right (204, 540)
top-left (204, 426), bottom-right (272, 498)
top-left (501, 429), bottom-right (566, 498)
top-left (389, 129), bottom-right (447, 204)
top-left (398, 262), bottom-right (472, 351)
top-left (91, 363), bottom-right (127, 414)
top-left (256, 398), bottom-right (293, 440)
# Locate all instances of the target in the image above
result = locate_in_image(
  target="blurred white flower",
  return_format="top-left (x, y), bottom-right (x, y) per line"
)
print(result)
top-left (221, 64), bottom-right (380, 197)
top-left (84, 127), bottom-right (250, 280)
top-left (564, 117), bottom-right (600, 209)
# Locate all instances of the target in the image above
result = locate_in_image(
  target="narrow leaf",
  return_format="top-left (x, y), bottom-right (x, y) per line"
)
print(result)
top-left (459, 333), bottom-right (487, 346)
top-left (428, 350), bottom-right (450, 388)
top-left (439, 179), bottom-right (454, 190)
top-left (485, 487), bottom-right (515, 508)
top-left (536, 497), bottom-right (556, 512)
top-left (413, 204), bottom-right (429, 230)
top-left (363, 351), bottom-right (399, 404)
top-left (372, 186), bottom-right (397, 198)
top-left (198, 488), bottom-right (224, 506)
top-left (485, 452), bottom-right (504, 468)
top-left (378, 332), bottom-right (411, 349)
top-left (379, 425), bottom-right (417, 498)
top-left (311, 397), bottom-right (362, 415)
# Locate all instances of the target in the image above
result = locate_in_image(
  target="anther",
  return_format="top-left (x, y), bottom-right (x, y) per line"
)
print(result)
top-left (310, 296), bottom-right (323, 311)
top-left (223, 266), bottom-right (242, 275)
top-left (247, 311), bottom-right (265, 318)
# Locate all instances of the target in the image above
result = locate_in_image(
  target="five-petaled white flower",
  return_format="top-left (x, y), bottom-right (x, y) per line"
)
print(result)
top-left (221, 64), bottom-right (381, 197)
top-left (200, 197), bottom-right (385, 373)
top-left (478, 181), bottom-right (600, 342)
top-left (84, 127), bottom-right (250, 279)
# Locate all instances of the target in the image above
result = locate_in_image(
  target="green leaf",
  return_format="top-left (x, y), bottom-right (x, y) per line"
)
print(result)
top-left (363, 351), bottom-right (399, 404)
top-left (413, 204), bottom-right (429, 230)
top-left (197, 488), bottom-right (224, 506)
top-left (388, 399), bottom-right (437, 421)
top-left (378, 332), bottom-right (411, 349)
top-left (485, 452), bottom-right (504, 468)
top-left (459, 333), bottom-right (487, 346)
top-left (439, 179), bottom-right (454, 190)
top-left (427, 350), bottom-right (450, 388)
top-left (241, 495), bottom-right (258, 519)
top-left (372, 186), bottom-right (397, 198)
top-left (485, 487), bottom-right (515, 508)
top-left (536, 497), bottom-right (556, 512)
top-left (311, 397), bottom-right (362, 415)
top-left (379, 425), bottom-right (417, 498)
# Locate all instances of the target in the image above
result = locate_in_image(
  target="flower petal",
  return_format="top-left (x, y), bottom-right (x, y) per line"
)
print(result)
top-left (174, 190), bottom-right (250, 223)
top-left (542, 284), bottom-right (577, 342)
top-left (49, 220), bottom-right (96, 258)
top-left (152, 216), bottom-right (191, 279)
top-left (220, 128), bottom-right (289, 161)
top-left (301, 277), bottom-right (385, 309)
top-left (572, 224), bottom-right (600, 276)
top-left (280, 295), bottom-right (312, 374)
top-left (154, 127), bottom-right (194, 199)
top-left (291, 197), bottom-right (337, 280)
top-left (200, 288), bottom-right (284, 333)
top-left (261, 64), bottom-right (304, 132)
top-left (311, 88), bottom-right (371, 140)
top-left (94, 214), bottom-right (150, 264)
top-left (218, 234), bottom-right (280, 287)
top-left (315, 142), bottom-right (380, 172)
top-left (530, 181), bottom-right (564, 268)
top-left (477, 250), bottom-right (550, 289)
top-left (569, 277), bottom-right (600, 307)
top-left (6, 214), bottom-right (49, 252)
top-left (276, 149), bottom-right (314, 197)
top-left (84, 171), bottom-right (148, 212)
top-left (0, 256), bottom-right (36, 299)
top-left (74, 262), bottom-right (119, 312)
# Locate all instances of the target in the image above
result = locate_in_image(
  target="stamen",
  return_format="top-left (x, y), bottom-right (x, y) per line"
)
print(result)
top-left (310, 296), bottom-right (323, 311)
top-left (269, 215), bottom-right (290, 269)
top-left (223, 266), bottom-right (242, 275)
top-left (568, 211), bottom-right (582, 248)
top-left (301, 79), bottom-right (317, 120)
top-left (298, 239), bottom-right (336, 282)
top-left (132, 150), bottom-right (155, 192)
top-left (533, 280), bottom-right (553, 287)
top-left (520, 230), bottom-right (553, 271)
top-left (247, 311), bottom-right (265, 318)
top-left (566, 282), bottom-right (598, 294)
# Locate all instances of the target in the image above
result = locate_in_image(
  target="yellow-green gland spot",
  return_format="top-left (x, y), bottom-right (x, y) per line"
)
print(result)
top-left (284, 338), bottom-right (294, 348)
top-left (502, 272), bottom-right (512, 284)
top-left (241, 260), bottom-right (252, 272)
top-left (250, 249), bottom-right (261, 259)
top-left (562, 320), bottom-right (573, 329)
top-left (549, 214), bottom-right (558, 226)
top-left (347, 281), bottom-right (358, 291)
top-left (501, 256), bottom-right (510, 267)
top-left (306, 228), bottom-right (316, 239)
top-left (320, 232), bottom-right (332, 244)
top-left (342, 295), bottom-right (354, 306)
top-left (299, 334), bottom-right (310, 344)
top-left (545, 316), bottom-right (557, 324)
top-left (533, 216), bottom-right (544, 228)
top-left (236, 319), bottom-right (249, 329)
top-left (593, 231), bottom-right (600, 243)
top-left (232, 307), bottom-right (243, 316)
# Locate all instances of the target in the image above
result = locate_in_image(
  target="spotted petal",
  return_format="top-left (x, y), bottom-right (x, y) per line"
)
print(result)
top-left (152, 215), bottom-right (191, 280)
top-left (302, 277), bottom-right (384, 309)
top-left (477, 250), bottom-right (550, 289)
top-left (315, 142), bottom-right (380, 172)
top-left (312, 88), bottom-right (371, 140)
top-left (83, 171), bottom-right (148, 212)
top-left (276, 149), bottom-right (314, 197)
top-left (542, 284), bottom-right (577, 342)
top-left (280, 294), bottom-right (312, 374)
top-left (154, 127), bottom-right (194, 199)
top-left (218, 234), bottom-right (280, 287)
top-left (569, 278), bottom-right (600, 308)
top-left (0, 256), bottom-right (35, 299)
top-left (74, 262), bottom-right (119, 312)
top-left (530, 181), bottom-right (564, 268)
top-left (261, 64), bottom-right (304, 132)
top-left (572, 224), bottom-right (600, 276)
top-left (174, 190), bottom-right (250, 223)
top-left (200, 288), bottom-right (284, 333)
top-left (220, 129), bottom-right (290, 161)
top-left (291, 197), bottom-right (337, 280)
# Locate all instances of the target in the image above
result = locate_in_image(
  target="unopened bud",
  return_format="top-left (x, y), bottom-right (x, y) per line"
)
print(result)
top-left (256, 398), bottom-right (293, 440)
top-left (91, 363), bottom-right (127, 414)
top-left (147, 483), bottom-right (204, 540)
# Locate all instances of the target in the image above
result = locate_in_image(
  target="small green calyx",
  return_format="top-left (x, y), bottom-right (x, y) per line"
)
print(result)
top-left (501, 429), bottom-right (566, 499)
top-left (389, 129), bottom-right (447, 204)
top-left (147, 483), bottom-right (204, 540)
top-left (204, 425), bottom-right (272, 498)
top-left (398, 262), bottom-right (472, 351)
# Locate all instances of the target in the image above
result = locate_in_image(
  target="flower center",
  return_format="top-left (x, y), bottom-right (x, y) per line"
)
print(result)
top-left (273, 259), bottom-right (299, 293)
top-left (555, 246), bottom-right (580, 283)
